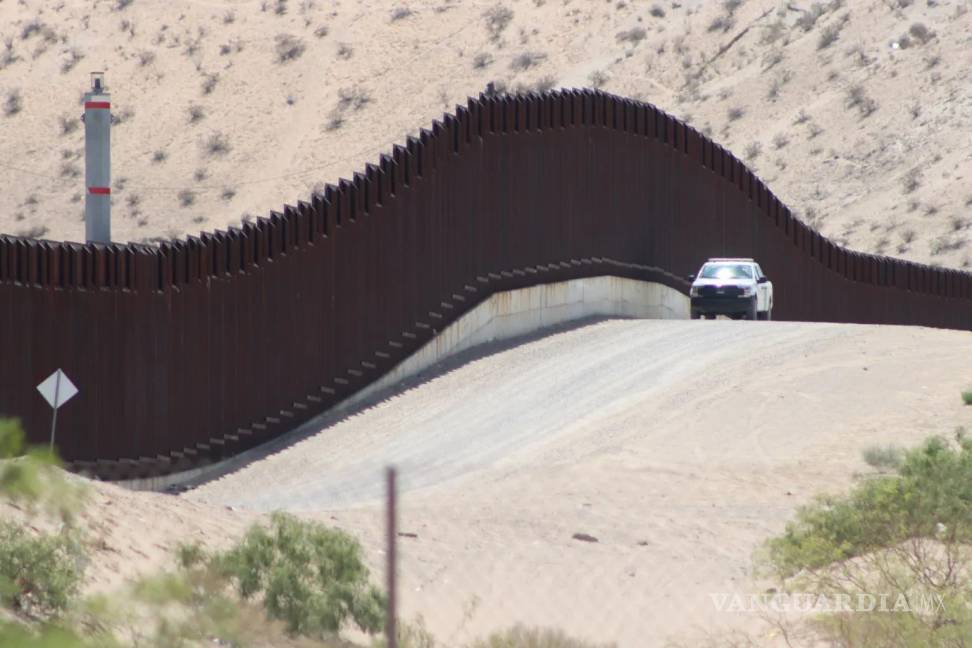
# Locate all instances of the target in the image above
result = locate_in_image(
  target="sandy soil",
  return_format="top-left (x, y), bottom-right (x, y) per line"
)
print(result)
top-left (0, 0), bottom-right (970, 269)
top-left (9, 319), bottom-right (966, 646)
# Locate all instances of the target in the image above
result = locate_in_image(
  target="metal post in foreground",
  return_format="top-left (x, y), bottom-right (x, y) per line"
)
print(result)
top-left (386, 466), bottom-right (398, 648)
top-left (83, 71), bottom-right (111, 243)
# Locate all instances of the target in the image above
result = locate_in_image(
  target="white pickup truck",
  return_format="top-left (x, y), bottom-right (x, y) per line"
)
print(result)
top-left (688, 258), bottom-right (773, 320)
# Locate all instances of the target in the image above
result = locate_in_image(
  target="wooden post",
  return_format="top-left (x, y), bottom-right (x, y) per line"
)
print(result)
top-left (386, 466), bottom-right (398, 648)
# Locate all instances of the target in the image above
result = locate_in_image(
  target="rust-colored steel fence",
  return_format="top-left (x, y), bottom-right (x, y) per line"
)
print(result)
top-left (1, 90), bottom-right (970, 479)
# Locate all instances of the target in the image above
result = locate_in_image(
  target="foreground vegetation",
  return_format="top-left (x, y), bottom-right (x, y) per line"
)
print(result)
top-left (758, 427), bottom-right (972, 647)
top-left (0, 418), bottom-right (609, 647)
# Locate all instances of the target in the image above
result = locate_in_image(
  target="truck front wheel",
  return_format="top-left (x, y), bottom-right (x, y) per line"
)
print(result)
top-left (747, 299), bottom-right (758, 320)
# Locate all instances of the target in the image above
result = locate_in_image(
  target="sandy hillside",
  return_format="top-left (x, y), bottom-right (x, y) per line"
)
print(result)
top-left (7, 319), bottom-right (969, 646)
top-left (0, 0), bottom-right (970, 269)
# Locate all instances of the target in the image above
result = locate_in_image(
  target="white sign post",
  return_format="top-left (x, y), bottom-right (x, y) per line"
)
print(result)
top-left (36, 369), bottom-right (79, 451)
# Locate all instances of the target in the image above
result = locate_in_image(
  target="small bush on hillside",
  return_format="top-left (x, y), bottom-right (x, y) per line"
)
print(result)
top-left (845, 84), bottom-right (878, 118)
top-left (616, 27), bottom-right (646, 45)
top-left (215, 512), bottom-right (385, 638)
top-left (203, 131), bottom-right (231, 156)
top-left (337, 86), bottom-right (371, 112)
top-left (909, 22), bottom-right (934, 44)
top-left (962, 391), bottom-right (972, 406)
top-left (532, 75), bottom-right (557, 93)
top-left (588, 70), bottom-right (608, 88)
top-left (59, 114), bottom-right (78, 136)
top-left (201, 72), bottom-right (219, 95)
top-left (483, 5), bottom-right (514, 42)
top-left (510, 51), bottom-right (546, 71)
top-left (136, 49), bottom-right (155, 66)
top-left (187, 103), bottom-right (205, 124)
top-left (275, 33), bottom-right (305, 63)
top-left (902, 167), bottom-right (922, 193)
top-left (708, 14), bottom-right (734, 33)
top-left (391, 7), bottom-right (413, 21)
top-left (60, 48), bottom-right (84, 74)
top-left (796, 3), bottom-right (827, 31)
top-left (650, 5), bottom-right (665, 18)
top-left (469, 625), bottom-right (616, 648)
top-left (15, 225), bottom-right (49, 239)
top-left (473, 52), bottom-right (493, 69)
top-left (817, 22), bottom-right (842, 49)
top-left (3, 89), bottom-right (22, 117)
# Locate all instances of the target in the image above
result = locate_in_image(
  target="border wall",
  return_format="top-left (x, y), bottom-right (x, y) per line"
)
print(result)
top-left (1, 89), bottom-right (970, 479)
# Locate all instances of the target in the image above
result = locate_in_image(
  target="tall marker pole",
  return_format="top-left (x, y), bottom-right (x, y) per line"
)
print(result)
top-left (83, 72), bottom-right (111, 244)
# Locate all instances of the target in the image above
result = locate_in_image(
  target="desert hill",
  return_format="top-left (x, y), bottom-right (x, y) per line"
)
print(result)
top-left (0, 0), bottom-right (969, 269)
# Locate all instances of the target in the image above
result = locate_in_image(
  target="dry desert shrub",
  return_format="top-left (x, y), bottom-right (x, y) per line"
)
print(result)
top-left (3, 88), bottom-right (22, 116)
top-left (908, 22), bottom-right (935, 44)
top-left (203, 132), bottom-right (231, 157)
top-left (588, 70), bottom-right (608, 88)
top-left (845, 84), bottom-right (878, 118)
top-left (483, 5), bottom-right (514, 42)
top-left (616, 27), bottom-right (646, 45)
top-left (473, 52), bottom-right (493, 69)
top-left (275, 33), bottom-right (305, 63)
top-left (188, 103), bottom-right (205, 124)
top-left (510, 50), bottom-right (546, 71)
top-left (391, 6), bottom-right (414, 21)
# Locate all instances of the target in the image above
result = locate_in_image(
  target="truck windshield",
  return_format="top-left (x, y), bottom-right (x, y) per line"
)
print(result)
top-left (700, 263), bottom-right (753, 279)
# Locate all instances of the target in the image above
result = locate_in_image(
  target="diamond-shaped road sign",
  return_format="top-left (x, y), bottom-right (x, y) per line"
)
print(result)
top-left (36, 369), bottom-right (79, 410)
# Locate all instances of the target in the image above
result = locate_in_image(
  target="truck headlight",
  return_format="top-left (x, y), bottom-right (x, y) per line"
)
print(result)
top-left (690, 286), bottom-right (701, 297)
top-left (739, 286), bottom-right (755, 297)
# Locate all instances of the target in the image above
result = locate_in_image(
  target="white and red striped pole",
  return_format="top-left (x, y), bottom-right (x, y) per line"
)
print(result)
top-left (83, 72), bottom-right (111, 244)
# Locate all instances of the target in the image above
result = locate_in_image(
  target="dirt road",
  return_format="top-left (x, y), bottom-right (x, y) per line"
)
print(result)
top-left (187, 319), bottom-right (972, 646)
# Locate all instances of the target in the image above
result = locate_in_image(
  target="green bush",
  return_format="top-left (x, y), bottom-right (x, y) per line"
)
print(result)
top-left (962, 390), bottom-right (972, 405)
top-left (0, 522), bottom-right (84, 620)
top-left (469, 625), bottom-right (616, 648)
top-left (216, 512), bottom-right (385, 639)
top-left (0, 621), bottom-right (93, 648)
top-left (767, 435), bottom-right (972, 576)
top-left (0, 418), bottom-right (85, 522)
top-left (861, 443), bottom-right (903, 472)
top-left (762, 434), bottom-right (972, 646)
